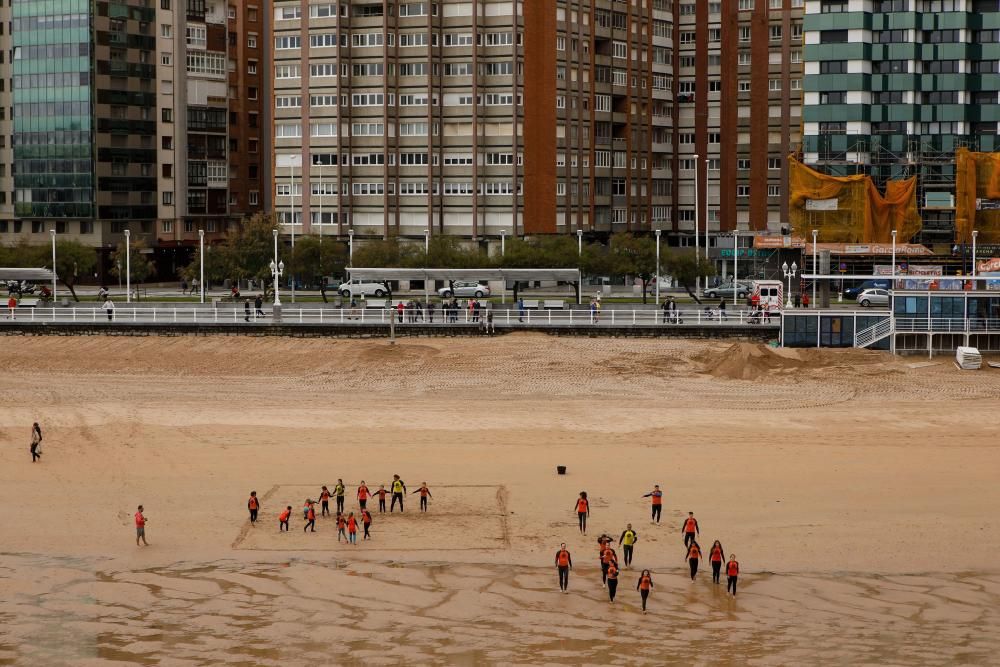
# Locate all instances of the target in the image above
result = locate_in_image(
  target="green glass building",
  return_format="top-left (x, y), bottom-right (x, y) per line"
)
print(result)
top-left (803, 0), bottom-right (1000, 243)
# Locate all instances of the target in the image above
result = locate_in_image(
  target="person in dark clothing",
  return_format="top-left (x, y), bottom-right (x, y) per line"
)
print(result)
top-left (244, 298), bottom-right (252, 322)
top-left (247, 491), bottom-right (260, 524)
top-left (719, 297), bottom-right (727, 321)
top-left (390, 475), bottom-right (407, 512)
top-left (30, 422), bottom-right (42, 462)
top-left (254, 294), bottom-right (264, 317)
top-left (682, 512), bottom-right (700, 547)
top-left (619, 524), bottom-right (638, 568)
top-left (555, 543), bottom-right (572, 592)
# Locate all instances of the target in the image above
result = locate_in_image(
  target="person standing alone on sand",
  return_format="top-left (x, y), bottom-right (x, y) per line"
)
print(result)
top-left (135, 505), bottom-right (149, 546)
top-left (30, 422), bottom-right (42, 462)
top-left (357, 481), bottom-right (370, 510)
top-left (334, 479), bottom-right (346, 514)
top-left (376, 485), bottom-right (388, 513)
top-left (636, 570), bottom-right (653, 614)
top-left (575, 492), bottom-right (590, 534)
top-left (682, 512), bottom-right (700, 547)
top-left (619, 524), bottom-right (638, 568)
top-left (643, 485), bottom-right (663, 524)
top-left (279, 506), bottom-right (291, 532)
top-left (686, 540), bottom-right (702, 581)
top-left (390, 475), bottom-right (407, 512)
top-left (247, 491), bottom-right (260, 525)
top-left (412, 482), bottom-right (432, 512)
top-left (303, 501), bottom-right (316, 532)
top-left (361, 508), bottom-right (372, 539)
top-left (727, 554), bottom-right (740, 597)
top-left (709, 540), bottom-right (726, 584)
top-left (555, 543), bottom-right (572, 593)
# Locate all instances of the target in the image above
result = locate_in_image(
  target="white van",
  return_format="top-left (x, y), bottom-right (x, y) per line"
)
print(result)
top-left (338, 278), bottom-right (390, 298)
top-left (751, 280), bottom-right (784, 310)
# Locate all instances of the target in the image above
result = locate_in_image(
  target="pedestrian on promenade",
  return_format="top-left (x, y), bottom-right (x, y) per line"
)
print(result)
top-left (334, 479), bottom-right (346, 514)
top-left (361, 508), bottom-right (373, 539)
top-left (643, 485), bottom-right (663, 524)
top-left (709, 540), bottom-right (726, 584)
top-left (390, 475), bottom-right (407, 512)
top-left (661, 298), bottom-right (670, 324)
top-left (279, 506), bottom-right (291, 532)
top-left (619, 524), bottom-right (638, 568)
top-left (7, 294), bottom-right (16, 319)
top-left (727, 555), bottom-right (740, 597)
top-left (135, 505), bottom-right (149, 546)
top-left (244, 298), bottom-right (251, 322)
top-left (636, 570), bottom-right (654, 613)
top-left (485, 309), bottom-right (495, 335)
top-left (555, 543), bottom-right (572, 593)
top-left (682, 512), bottom-right (700, 548)
top-left (686, 541), bottom-right (702, 581)
top-left (412, 482), bottom-right (432, 512)
top-left (191, 277), bottom-right (199, 297)
top-left (347, 512), bottom-right (358, 544)
top-left (247, 491), bottom-right (259, 525)
top-left (357, 481), bottom-right (370, 510)
top-left (518, 297), bottom-right (525, 323)
top-left (30, 422), bottom-right (42, 462)
top-left (575, 492), bottom-right (590, 534)
top-left (304, 501), bottom-right (316, 532)
top-left (376, 485), bottom-right (388, 513)
top-left (103, 297), bottom-right (115, 321)
top-left (719, 297), bottom-right (727, 321)
top-left (319, 486), bottom-right (332, 516)
top-left (255, 294), bottom-right (264, 317)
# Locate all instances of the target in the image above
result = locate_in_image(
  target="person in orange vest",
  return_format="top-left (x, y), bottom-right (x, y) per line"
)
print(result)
top-left (278, 506), bottom-right (291, 532)
top-left (600, 543), bottom-right (619, 588)
top-left (685, 540), bottom-right (702, 581)
top-left (727, 554), bottom-right (740, 597)
top-left (574, 491), bottom-right (590, 535)
top-left (554, 543), bottom-right (573, 593)
top-left (346, 512), bottom-right (358, 544)
top-left (375, 485), bottom-right (388, 513)
top-left (247, 491), bottom-right (260, 525)
top-left (357, 481), bottom-right (371, 510)
top-left (606, 559), bottom-right (620, 603)
top-left (135, 505), bottom-right (149, 547)
top-left (636, 569), bottom-right (654, 614)
top-left (303, 501), bottom-right (316, 533)
top-left (361, 508), bottom-right (373, 539)
top-left (412, 482), bottom-right (433, 512)
top-left (709, 540), bottom-right (726, 584)
top-left (319, 486), bottom-right (332, 517)
top-left (336, 512), bottom-right (347, 542)
top-left (642, 485), bottom-right (663, 524)
top-left (681, 512), bottom-right (699, 548)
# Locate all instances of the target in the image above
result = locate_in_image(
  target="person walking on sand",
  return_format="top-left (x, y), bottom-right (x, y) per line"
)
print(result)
top-left (30, 422), bottom-right (42, 462)
top-left (727, 554), bottom-right (740, 597)
top-left (682, 512), bottom-right (700, 548)
top-left (575, 492), bottom-right (590, 534)
top-left (555, 543), bottom-right (572, 593)
top-left (636, 570), bottom-right (654, 614)
top-left (709, 540), bottom-right (726, 584)
top-left (247, 491), bottom-right (260, 525)
top-left (135, 505), bottom-right (149, 546)
top-left (103, 297), bottom-right (115, 321)
top-left (279, 506), bottom-right (291, 532)
top-left (643, 485), bottom-right (663, 524)
top-left (357, 481), bottom-right (370, 510)
top-left (302, 499), bottom-right (312, 520)
top-left (619, 524), bottom-right (638, 568)
top-left (390, 475), bottom-right (407, 512)
top-left (334, 479), bottom-right (346, 514)
top-left (336, 512), bottom-right (347, 542)
top-left (347, 512), bottom-right (358, 544)
top-left (686, 540), bottom-right (702, 581)
top-left (606, 560), bottom-right (620, 604)
top-left (303, 501), bottom-right (316, 533)
top-left (375, 485), bottom-right (388, 513)
top-left (600, 542), bottom-right (619, 588)
top-left (319, 486), bottom-right (332, 517)
top-left (361, 508), bottom-right (373, 539)
top-left (412, 482), bottom-right (432, 512)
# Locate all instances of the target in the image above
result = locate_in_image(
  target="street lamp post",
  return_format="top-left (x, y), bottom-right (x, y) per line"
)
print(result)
top-left (704, 158), bottom-right (710, 270)
top-left (501, 229), bottom-right (507, 256)
top-left (50, 230), bottom-right (57, 301)
top-left (811, 229), bottom-right (818, 308)
top-left (424, 228), bottom-right (430, 255)
top-left (972, 230), bottom-right (979, 290)
top-left (891, 229), bottom-right (897, 292)
top-left (693, 153), bottom-right (700, 293)
top-left (124, 229), bottom-right (131, 303)
top-left (577, 229), bottom-right (583, 256)
top-left (782, 261), bottom-right (797, 309)
top-left (733, 231), bottom-right (739, 307)
top-left (271, 228), bottom-right (282, 306)
top-left (348, 229), bottom-right (354, 264)
top-left (198, 229), bottom-right (205, 304)
top-left (655, 229), bottom-right (661, 305)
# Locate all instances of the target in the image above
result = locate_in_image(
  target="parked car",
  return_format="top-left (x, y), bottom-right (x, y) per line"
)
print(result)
top-left (438, 281), bottom-right (490, 298)
top-left (704, 282), bottom-right (751, 299)
top-left (337, 278), bottom-right (390, 298)
top-left (857, 288), bottom-right (890, 308)
top-left (843, 279), bottom-right (890, 300)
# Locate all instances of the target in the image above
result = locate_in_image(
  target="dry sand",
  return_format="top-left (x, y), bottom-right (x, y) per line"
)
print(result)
top-left (1, 334), bottom-right (998, 665)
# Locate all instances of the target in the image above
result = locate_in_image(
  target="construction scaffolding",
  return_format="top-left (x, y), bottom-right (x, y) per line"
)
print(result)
top-left (955, 147), bottom-right (1000, 244)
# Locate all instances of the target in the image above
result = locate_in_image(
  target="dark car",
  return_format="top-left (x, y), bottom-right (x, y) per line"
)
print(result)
top-left (843, 279), bottom-right (890, 300)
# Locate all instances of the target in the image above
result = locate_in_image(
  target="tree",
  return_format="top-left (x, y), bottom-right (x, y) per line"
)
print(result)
top-left (609, 233), bottom-right (658, 303)
top-left (52, 240), bottom-right (97, 302)
top-left (0, 240), bottom-right (46, 268)
top-left (110, 237), bottom-right (155, 286)
top-left (351, 237), bottom-right (418, 268)
top-left (415, 236), bottom-right (488, 268)
top-left (287, 235), bottom-right (348, 302)
top-left (665, 250), bottom-right (716, 303)
top-left (183, 213), bottom-right (279, 293)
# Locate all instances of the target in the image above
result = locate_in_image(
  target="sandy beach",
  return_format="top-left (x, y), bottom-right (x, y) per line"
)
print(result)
top-left (1, 334), bottom-right (998, 665)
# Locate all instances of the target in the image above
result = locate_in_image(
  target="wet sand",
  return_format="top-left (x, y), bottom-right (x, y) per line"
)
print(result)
top-left (1, 335), bottom-right (998, 665)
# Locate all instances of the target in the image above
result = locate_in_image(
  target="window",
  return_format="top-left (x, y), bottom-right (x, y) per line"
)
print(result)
top-left (820, 91), bottom-right (846, 104)
top-left (680, 32), bottom-right (696, 44)
top-left (820, 60), bottom-right (847, 74)
top-left (739, 52), bottom-right (751, 66)
top-left (924, 91), bottom-right (959, 104)
top-left (444, 32), bottom-right (473, 46)
top-left (161, 108), bottom-right (172, 122)
top-left (739, 27), bottom-right (750, 42)
top-left (352, 32), bottom-right (384, 47)
top-left (351, 122), bottom-right (384, 136)
top-left (275, 64), bottom-right (301, 78)
top-left (768, 158), bottom-right (781, 170)
top-left (186, 25), bottom-right (206, 47)
top-left (874, 60), bottom-right (908, 74)
top-left (819, 121), bottom-right (847, 134)
top-left (820, 30), bottom-right (847, 44)
top-left (737, 185), bottom-right (750, 197)
top-left (874, 91), bottom-right (904, 104)
top-left (738, 0), bottom-right (754, 9)
top-left (275, 123), bottom-right (302, 138)
top-left (768, 185), bottom-right (781, 197)
top-left (821, 0), bottom-right (848, 12)
top-left (274, 35), bottom-right (300, 49)
top-left (876, 0), bottom-right (907, 9)
top-left (163, 191), bottom-right (173, 205)
top-left (770, 25), bottom-right (782, 41)
top-left (738, 159), bottom-right (751, 169)
top-left (738, 80), bottom-right (751, 92)
top-left (768, 78), bottom-right (782, 91)
top-left (160, 52), bottom-right (171, 66)
top-left (161, 24), bottom-right (172, 37)
top-left (162, 136), bottom-right (173, 149)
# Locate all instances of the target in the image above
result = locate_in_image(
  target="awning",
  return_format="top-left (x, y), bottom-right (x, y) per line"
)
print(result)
top-left (0, 268), bottom-right (57, 281)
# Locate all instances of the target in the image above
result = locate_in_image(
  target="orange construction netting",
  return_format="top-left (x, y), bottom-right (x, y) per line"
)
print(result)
top-left (955, 148), bottom-right (1000, 244)
top-left (788, 156), bottom-right (921, 243)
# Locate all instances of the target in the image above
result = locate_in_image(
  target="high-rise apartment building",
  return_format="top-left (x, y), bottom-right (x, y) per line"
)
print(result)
top-left (4, 0), bottom-right (267, 278)
top-left (802, 0), bottom-right (1000, 244)
top-left (270, 0), bottom-right (672, 242)
top-left (0, 0), bottom-right (14, 231)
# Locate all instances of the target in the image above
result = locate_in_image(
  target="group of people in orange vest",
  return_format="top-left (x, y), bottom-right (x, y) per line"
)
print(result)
top-left (557, 486), bottom-right (740, 612)
top-left (246, 475), bottom-right (434, 544)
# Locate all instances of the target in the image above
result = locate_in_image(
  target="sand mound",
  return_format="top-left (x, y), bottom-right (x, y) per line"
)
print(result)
top-left (697, 342), bottom-right (890, 380)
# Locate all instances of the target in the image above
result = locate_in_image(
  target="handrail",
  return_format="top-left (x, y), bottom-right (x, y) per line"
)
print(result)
top-left (854, 318), bottom-right (894, 348)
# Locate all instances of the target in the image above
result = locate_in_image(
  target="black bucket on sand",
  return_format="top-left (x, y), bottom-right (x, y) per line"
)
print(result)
top-left (557, 466), bottom-right (567, 475)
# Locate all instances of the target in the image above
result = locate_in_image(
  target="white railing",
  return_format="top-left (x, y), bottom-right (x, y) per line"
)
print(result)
top-left (894, 318), bottom-right (1000, 333)
top-left (854, 318), bottom-right (894, 348)
top-left (1, 306), bottom-right (783, 327)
